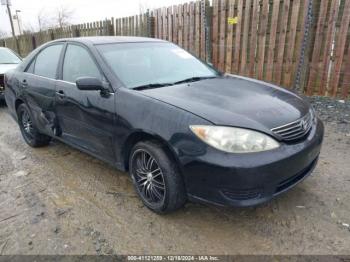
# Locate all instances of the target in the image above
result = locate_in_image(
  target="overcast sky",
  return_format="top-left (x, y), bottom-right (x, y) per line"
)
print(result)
top-left (0, 0), bottom-right (190, 35)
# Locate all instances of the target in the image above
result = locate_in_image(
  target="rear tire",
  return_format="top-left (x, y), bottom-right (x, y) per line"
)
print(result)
top-left (0, 97), bottom-right (6, 107)
top-left (129, 141), bottom-right (186, 214)
top-left (17, 103), bottom-right (51, 147)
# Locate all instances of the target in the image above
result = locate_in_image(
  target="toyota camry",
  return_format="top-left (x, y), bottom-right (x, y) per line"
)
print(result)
top-left (4, 37), bottom-right (324, 213)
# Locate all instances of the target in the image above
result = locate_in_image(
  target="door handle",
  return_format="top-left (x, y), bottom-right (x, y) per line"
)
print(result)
top-left (21, 79), bottom-right (28, 88)
top-left (56, 90), bottom-right (66, 99)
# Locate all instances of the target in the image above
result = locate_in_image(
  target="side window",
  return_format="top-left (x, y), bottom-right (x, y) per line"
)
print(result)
top-left (63, 44), bottom-right (102, 83)
top-left (34, 44), bottom-right (63, 78)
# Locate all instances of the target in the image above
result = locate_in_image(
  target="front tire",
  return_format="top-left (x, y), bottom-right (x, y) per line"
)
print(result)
top-left (17, 103), bottom-right (51, 147)
top-left (129, 141), bottom-right (186, 214)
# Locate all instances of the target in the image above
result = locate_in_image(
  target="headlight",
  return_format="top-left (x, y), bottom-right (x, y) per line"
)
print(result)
top-left (190, 125), bottom-right (279, 153)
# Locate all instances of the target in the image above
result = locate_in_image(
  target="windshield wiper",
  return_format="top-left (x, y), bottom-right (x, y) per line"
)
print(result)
top-left (173, 76), bottom-right (217, 85)
top-left (132, 83), bottom-right (174, 90)
top-left (132, 76), bottom-right (218, 90)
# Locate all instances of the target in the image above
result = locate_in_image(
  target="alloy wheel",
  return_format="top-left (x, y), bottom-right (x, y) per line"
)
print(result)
top-left (132, 149), bottom-right (166, 205)
top-left (21, 110), bottom-right (34, 137)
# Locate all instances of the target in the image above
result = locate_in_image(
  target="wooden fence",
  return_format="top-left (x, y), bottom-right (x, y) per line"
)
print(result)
top-left (152, 1), bottom-right (210, 61)
top-left (211, 0), bottom-right (309, 90)
top-left (306, 0), bottom-right (350, 98)
top-left (0, 0), bottom-right (349, 98)
top-left (115, 13), bottom-right (150, 36)
top-left (1, 19), bottom-right (114, 56)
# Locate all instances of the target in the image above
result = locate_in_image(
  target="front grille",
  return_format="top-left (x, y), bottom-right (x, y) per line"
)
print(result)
top-left (271, 111), bottom-right (313, 142)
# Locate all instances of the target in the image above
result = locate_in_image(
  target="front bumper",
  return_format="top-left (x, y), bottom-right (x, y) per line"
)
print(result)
top-left (181, 119), bottom-right (324, 207)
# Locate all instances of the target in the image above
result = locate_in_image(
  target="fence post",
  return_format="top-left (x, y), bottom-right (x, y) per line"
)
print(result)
top-left (146, 9), bottom-right (151, 37)
top-left (73, 25), bottom-right (80, 37)
top-left (147, 9), bottom-right (156, 38)
top-left (202, 0), bottom-right (211, 63)
top-left (50, 30), bottom-right (55, 41)
top-left (103, 20), bottom-right (106, 35)
top-left (110, 17), bottom-right (115, 36)
top-left (105, 20), bottom-right (111, 35)
top-left (294, 0), bottom-right (314, 93)
top-left (14, 37), bottom-right (20, 56)
top-left (31, 35), bottom-right (36, 50)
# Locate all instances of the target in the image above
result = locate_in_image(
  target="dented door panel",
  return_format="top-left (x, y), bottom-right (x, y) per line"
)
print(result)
top-left (20, 73), bottom-right (57, 136)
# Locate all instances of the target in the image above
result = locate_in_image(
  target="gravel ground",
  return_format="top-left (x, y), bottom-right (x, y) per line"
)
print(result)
top-left (0, 97), bottom-right (349, 255)
top-left (308, 96), bottom-right (350, 131)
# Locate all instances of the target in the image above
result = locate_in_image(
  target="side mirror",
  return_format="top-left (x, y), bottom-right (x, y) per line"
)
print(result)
top-left (76, 77), bottom-right (105, 91)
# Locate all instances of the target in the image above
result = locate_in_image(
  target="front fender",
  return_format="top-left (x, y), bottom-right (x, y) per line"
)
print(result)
top-left (114, 88), bottom-right (212, 170)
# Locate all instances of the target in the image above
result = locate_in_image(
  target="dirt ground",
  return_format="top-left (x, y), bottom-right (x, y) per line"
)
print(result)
top-left (0, 98), bottom-right (349, 255)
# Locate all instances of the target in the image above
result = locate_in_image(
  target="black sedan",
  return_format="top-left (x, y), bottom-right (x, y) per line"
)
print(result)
top-left (4, 37), bottom-right (324, 213)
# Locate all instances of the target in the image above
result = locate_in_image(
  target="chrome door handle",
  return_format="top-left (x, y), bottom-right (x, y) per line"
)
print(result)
top-left (21, 79), bottom-right (28, 88)
top-left (56, 90), bottom-right (66, 99)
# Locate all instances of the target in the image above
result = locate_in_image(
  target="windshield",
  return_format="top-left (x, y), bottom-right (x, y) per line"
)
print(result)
top-left (96, 42), bottom-right (219, 89)
top-left (0, 48), bottom-right (21, 64)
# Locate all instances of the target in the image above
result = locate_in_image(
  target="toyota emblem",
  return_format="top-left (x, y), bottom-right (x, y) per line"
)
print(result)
top-left (301, 120), bottom-right (308, 131)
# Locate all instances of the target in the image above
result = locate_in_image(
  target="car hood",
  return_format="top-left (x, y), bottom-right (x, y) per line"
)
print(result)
top-left (140, 75), bottom-right (310, 133)
top-left (0, 64), bottom-right (18, 74)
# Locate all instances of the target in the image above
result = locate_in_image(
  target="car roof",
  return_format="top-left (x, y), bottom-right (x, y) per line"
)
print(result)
top-left (52, 36), bottom-right (167, 45)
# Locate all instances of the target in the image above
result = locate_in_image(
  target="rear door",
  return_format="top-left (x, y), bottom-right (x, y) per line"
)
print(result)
top-left (21, 43), bottom-right (64, 135)
top-left (55, 43), bottom-right (116, 162)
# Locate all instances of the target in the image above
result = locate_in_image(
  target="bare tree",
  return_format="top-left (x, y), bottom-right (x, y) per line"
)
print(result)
top-left (139, 0), bottom-right (150, 14)
top-left (22, 23), bottom-right (36, 34)
top-left (37, 9), bottom-right (52, 31)
top-left (55, 6), bottom-right (74, 28)
top-left (0, 30), bottom-right (8, 39)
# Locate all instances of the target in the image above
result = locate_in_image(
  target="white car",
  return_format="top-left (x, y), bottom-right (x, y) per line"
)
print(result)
top-left (0, 47), bottom-right (21, 101)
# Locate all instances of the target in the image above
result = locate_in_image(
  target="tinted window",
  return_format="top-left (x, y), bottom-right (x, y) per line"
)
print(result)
top-left (97, 42), bottom-right (218, 89)
top-left (63, 44), bottom-right (101, 83)
top-left (34, 44), bottom-right (63, 78)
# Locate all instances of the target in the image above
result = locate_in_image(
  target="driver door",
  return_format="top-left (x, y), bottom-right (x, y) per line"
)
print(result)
top-left (55, 43), bottom-right (116, 162)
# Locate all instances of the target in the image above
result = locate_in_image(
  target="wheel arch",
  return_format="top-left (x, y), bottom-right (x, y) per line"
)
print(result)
top-left (15, 98), bottom-right (24, 111)
top-left (13, 98), bottom-right (26, 121)
top-left (121, 131), bottom-right (183, 175)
